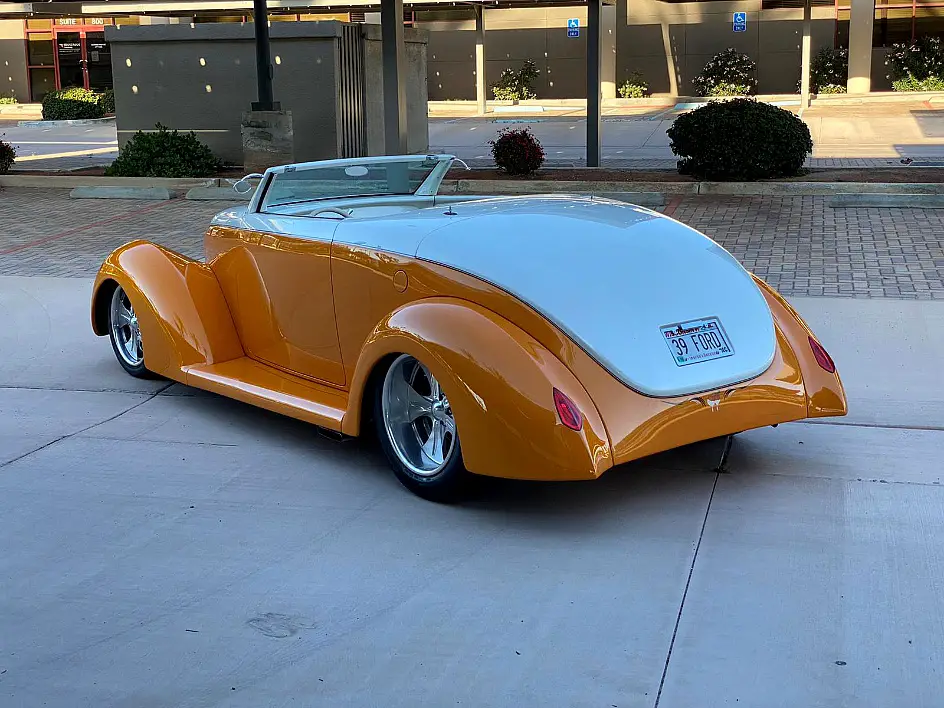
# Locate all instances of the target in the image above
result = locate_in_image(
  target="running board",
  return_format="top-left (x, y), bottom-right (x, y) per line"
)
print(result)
top-left (184, 357), bottom-right (348, 431)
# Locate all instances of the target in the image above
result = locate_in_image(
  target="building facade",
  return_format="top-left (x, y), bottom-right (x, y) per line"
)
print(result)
top-left (2, 0), bottom-right (942, 103)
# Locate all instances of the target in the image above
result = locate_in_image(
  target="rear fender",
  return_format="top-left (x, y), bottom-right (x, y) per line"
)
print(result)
top-left (343, 298), bottom-right (612, 481)
top-left (754, 277), bottom-right (847, 418)
top-left (91, 241), bottom-right (244, 378)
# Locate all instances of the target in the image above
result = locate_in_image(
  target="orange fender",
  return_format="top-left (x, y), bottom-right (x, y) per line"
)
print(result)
top-left (342, 297), bottom-right (613, 481)
top-left (754, 277), bottom-right (848, 418)
top-left (91, 241), bottom-right (243, 379)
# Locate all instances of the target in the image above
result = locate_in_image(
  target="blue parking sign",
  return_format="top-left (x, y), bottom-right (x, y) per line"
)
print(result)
top-left (733, 11), bottom-right (747, 32)
top-left (567, 19), bottom-right (580, 38)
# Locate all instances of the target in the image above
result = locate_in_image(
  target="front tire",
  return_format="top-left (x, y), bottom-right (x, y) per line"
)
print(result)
top-left (374, 354), bottom-right (467, 502)
top-left (108, 285), bottom-right (155, 379)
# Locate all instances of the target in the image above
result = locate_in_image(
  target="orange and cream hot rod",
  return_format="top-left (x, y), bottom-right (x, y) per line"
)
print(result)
top-left (91, 154), bottom-right (846, 501)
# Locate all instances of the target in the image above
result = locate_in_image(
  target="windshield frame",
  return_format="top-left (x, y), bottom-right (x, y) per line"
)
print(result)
top-left (250, 154), bottom-right (456, 214)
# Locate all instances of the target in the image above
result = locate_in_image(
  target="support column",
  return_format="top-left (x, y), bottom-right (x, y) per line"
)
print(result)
top-left (381, 0), bottom-right (408, 154)
top-left (602, 3), bottom-right (617, 99)
top-left (587, 0), bottom-right (603, 167)
top-left (847, 0), bottom-right (875, 94)
top-left (800, 0), bottom-right (812, 111)
top-left (475, 5), bottom-right (486, 115)
top-left (251, 0), bottom-right (277, 110)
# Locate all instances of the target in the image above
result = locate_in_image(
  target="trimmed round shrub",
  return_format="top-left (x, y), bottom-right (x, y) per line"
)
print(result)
top-left (42, 87), bottom-right (106, 121)
top-left (0, 137), bottom-right (15, 173)
top-left (489, 127), bottom-right (545, 175)
top-left (618, 71), bottom-right (649, 98)
top-left (105, 123), bottom-right (222, 178)
top-left (667, 98), bottom-right (812, 180)
top-left (694, 49), bottom-right (757, 97)
top-left (809, 47), bottom-right (848, 94)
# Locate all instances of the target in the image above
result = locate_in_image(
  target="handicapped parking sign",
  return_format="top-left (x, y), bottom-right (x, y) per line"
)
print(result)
top-left (567, 18), bottom-right (579, 38)
top-left (733, 11), bottom-right (747, 32)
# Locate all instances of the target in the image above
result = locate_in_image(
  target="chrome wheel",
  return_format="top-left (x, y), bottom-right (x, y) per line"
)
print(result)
top-left (381, 354), bottom-right (457, 478)
top-left (109, 286), bottom-right (143, 368)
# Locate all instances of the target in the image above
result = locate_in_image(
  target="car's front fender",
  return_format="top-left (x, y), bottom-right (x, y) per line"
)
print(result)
top-left (91, 241), bottom-right (243, 379)
top-left (342, 297), bottom-right (613, 481)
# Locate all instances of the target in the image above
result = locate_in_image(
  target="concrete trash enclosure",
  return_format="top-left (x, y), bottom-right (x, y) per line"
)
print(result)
top-left (105, 20), bottom-right (429, 166)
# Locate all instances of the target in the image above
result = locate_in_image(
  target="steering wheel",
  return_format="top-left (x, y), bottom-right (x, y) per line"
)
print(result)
top-left (311, 207), bottom-right (352, 219)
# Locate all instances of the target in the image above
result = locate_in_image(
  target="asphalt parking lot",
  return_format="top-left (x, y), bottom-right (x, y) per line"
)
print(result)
top-left (1, 190), bottom-right (943, 707)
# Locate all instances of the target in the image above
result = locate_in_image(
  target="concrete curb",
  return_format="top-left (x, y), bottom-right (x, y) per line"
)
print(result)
top-left (5, 174), bottom-right (944, 202)
top-left (829, 193), bottom-right (944, 208)
top-left (0, 175), bottom-right (217, 189)
top-left (445, 179), bottom-right (944, 197)
top-left (186, 186), bottom-right (251, 201)
top-left (17, 116), bottom-right (115, 128)
top-left (70, 186), bottom-right (177, 200)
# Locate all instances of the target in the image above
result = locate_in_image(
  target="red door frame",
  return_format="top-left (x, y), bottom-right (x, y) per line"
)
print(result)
top-left (52, 25), bottom-right (106, 91)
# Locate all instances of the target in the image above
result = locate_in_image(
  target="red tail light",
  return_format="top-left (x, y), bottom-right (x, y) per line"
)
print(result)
top-left (809, 336), bottom-right (836, 373)
top-left (553, 388), bottom-right (583, 431)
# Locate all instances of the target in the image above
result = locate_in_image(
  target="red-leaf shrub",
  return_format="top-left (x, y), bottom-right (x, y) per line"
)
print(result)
top-left (489, 127), bottom-right (545, 176)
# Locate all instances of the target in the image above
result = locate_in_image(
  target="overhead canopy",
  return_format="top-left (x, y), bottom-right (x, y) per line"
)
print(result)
top-left (0, 0), bottom-right (614, 15)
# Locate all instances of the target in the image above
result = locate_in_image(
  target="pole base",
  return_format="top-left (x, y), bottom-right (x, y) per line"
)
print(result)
top-left (251, 101), bottom-right (282, 111)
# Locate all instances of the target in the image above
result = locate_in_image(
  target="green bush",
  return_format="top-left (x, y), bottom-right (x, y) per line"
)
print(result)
top-left (100, 88), bottom-right (115, 114)
top-left (618, 71), bottom-right (649, 98)
top-left (693, 49), bottom-right (757, 97)
top-left (892, 75), bottom-right (944, 91)
top-left (706, 82), bottom-right (752, 97)
top-left (489, 127), bottom-right (545, 175)
top-left (667, 98), bottom-right (812, 180)
top-left (887, 35), bottom-right (944, 90)
top-left (42, 87), bottom-right (106, 120)
top-left (0, 93), bottom-right (17, 105)
top-left (0, 136), bottom-right (15, 173)
top-left (809, 47), bottom-right (848, 93)
top-left (105, 124), bottom-right (222, 178)
top-left (492, 59), bottom-right (540, 101)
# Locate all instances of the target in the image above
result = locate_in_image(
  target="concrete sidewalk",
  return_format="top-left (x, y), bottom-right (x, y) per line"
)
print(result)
top-left (0, 275), bottom-right (942, 707)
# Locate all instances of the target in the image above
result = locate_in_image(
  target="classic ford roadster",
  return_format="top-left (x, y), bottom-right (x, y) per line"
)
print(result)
top-left (91, 154), bottom-right (846, 500)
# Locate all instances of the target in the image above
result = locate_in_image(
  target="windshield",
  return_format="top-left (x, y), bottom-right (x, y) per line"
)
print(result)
top-left (260, 157), bottom-right (445, 209)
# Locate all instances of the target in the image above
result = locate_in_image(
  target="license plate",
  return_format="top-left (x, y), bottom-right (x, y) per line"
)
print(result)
top-left (660, 317), bottom-right (734, 366)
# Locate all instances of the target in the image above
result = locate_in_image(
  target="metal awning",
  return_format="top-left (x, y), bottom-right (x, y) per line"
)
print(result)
top-left (0, 0), bottom-right (613, 15)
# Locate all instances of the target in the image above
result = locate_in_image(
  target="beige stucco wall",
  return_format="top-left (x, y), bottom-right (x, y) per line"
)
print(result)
top-left (106, 21), bottom-right (428, 165)
top-left (0, 19), bottom-right (28, 102)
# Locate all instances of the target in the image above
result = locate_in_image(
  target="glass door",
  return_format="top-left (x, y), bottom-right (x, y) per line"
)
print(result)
top-left (55, 31), bottom-right (86, 89)
top-left (86, 33), bottom-right (112, 91)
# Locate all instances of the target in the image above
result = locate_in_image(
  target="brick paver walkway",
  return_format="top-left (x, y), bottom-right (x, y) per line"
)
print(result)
top-left (1, 188), bottom-right (942, 299)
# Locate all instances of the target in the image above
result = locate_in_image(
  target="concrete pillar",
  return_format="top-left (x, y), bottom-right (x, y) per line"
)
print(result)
top-left (587, 0), bottom-right (602, 167)
top-left (475, 5), bottom-right (486, 115)
top-left (381, 0), bottom-right (408, 154)
top-left (800, 0), bottom-right (812, 110)
top-left (602, 3), bottom-right (617, 99)
top-left (847, 0), bottom-right (875, 94)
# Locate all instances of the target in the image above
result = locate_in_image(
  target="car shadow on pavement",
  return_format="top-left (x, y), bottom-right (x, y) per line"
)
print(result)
top-left (147, 385), bottom-right (762, 523)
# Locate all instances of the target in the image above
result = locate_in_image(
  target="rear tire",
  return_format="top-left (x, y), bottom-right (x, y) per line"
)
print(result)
top-left (374, 354), bottom-right (468, 503)
top-left (107, 285), bottom-right (157, 379)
